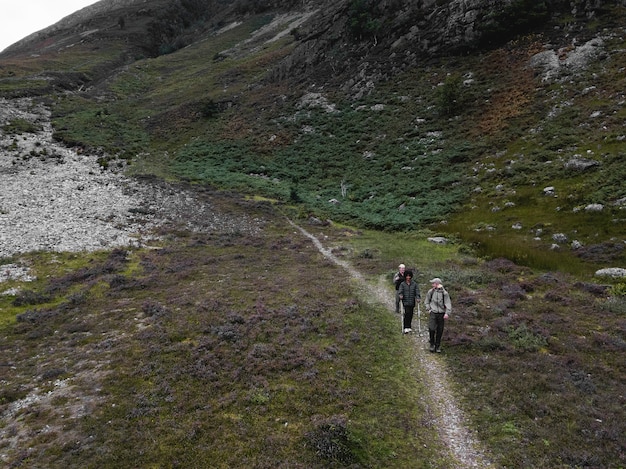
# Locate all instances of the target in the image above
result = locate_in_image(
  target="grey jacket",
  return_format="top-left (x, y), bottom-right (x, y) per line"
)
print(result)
top-left (425, 286), bottom-right (451, 315)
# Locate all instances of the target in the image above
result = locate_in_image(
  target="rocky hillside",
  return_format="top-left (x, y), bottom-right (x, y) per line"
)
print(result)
top-left (3, 0), bottom-right (615, 86)
top-left (1, 0), bottom-right (625, 271)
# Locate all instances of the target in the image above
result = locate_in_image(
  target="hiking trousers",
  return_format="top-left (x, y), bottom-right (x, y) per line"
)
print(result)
top-left (429, 312), bottom-right (446, 347)
top-left (403, 305), bottom-right (415, 329)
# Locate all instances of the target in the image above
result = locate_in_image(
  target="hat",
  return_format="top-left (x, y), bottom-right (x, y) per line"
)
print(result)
top-left (429, 277), bottom-right (442, 284)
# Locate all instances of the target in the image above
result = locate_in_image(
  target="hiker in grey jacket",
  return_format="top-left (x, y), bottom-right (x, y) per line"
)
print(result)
top-left (425, 277), bottom-right (451, 353)
top-left (398, 270), bottom-right (420, 334)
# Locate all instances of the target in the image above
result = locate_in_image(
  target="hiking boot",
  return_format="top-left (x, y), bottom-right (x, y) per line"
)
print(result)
top-left (429, 344), bottom-right (436, 353)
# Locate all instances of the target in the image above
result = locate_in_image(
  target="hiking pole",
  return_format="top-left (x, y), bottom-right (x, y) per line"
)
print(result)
top-left (417, 303), bottom-right (422, 337)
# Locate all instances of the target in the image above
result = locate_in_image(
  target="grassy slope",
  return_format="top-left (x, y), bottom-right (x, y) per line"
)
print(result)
top-left (439, 33), bottom-right (626, 276)
top-left (0, 193), bottom-right (447, 468)
top-left (1, 195), bottom-right (624, 467)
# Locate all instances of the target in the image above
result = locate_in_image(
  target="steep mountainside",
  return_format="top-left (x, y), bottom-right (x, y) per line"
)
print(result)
top-left (1, 0), bottom-right (625, 271)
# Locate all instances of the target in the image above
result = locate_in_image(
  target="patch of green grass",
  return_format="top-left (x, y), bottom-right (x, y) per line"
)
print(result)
top-left (0, 251), bottom-right (116, 327)
top-left (0, 78), bottom-right (50, 96)
top-left (323, 226), bottom-right (461, 282)
top-left (52, 94), bottom-right (151, 159)
top-left (2, 117), bottom-right (41, 134)
top-left (170, 102), bottom-right (470, 230)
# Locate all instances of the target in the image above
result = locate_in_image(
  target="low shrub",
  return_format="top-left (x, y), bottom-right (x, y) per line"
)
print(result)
top-left (599, 296), bottom-right (626, 314)
top-left (2, 118), bottom-right (40, 134)
top-left (12, 289), bottom-right (52, 307)
top-left (506, 323), bottom-right (547, 352)
top-left (609, 282), bottom-right (626, 297)
top-left (305, 415), bottom-right (364, 466)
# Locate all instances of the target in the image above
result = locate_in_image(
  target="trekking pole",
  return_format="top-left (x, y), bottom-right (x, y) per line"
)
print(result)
top-left (417, 303), bottom-right (422, 337)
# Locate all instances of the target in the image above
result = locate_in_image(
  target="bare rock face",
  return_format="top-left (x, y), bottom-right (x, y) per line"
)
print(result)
top-left (530, 38), bottom-right (607, 82)
top-left (269, 0), bottom-right (617, 97)
top-left (271, 0), bottom-right (492, 86)
top-left (565, 156), bottom-right (600, 171)
top-left (595, 267), bottom-right (626, 278)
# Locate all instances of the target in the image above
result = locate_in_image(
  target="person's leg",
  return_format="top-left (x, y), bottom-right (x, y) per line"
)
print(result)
top-left (403, 306), bottom-right (414, 330)
top-left (395, 291), bottom-right (401, 313)
top-left (428, 312), bottom-right (436, 351)
top-left (435, 314), bottom-right (445, 351)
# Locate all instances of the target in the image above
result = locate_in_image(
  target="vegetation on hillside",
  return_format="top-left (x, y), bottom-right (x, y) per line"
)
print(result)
top-left (1, 1), bottom-right (626, 467)
top-left (1, 192), bottom-right (624, 467)
top-left (0, 195), bottom-right (449, 468)
top-left (478, 0), bottom-right (550, 47)
top-left (20, 5), bottom-right (623, 273)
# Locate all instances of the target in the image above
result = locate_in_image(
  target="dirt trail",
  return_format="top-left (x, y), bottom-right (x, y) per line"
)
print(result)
top-left (2, 95), bottom-right (491, 466)
top-left (291, 220), bottom-right (494, 468)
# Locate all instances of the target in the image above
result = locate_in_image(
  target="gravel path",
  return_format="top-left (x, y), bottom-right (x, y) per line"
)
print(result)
top-left (2, 96), bottom-right (491, 466)
top-left (291, 220), bottom-right (494, 468)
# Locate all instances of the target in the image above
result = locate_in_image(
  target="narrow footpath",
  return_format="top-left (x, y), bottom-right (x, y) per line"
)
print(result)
top-left (290, 220), bottom-right (494, 469)
top-left (2, 96), bottom-right (492, 467)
